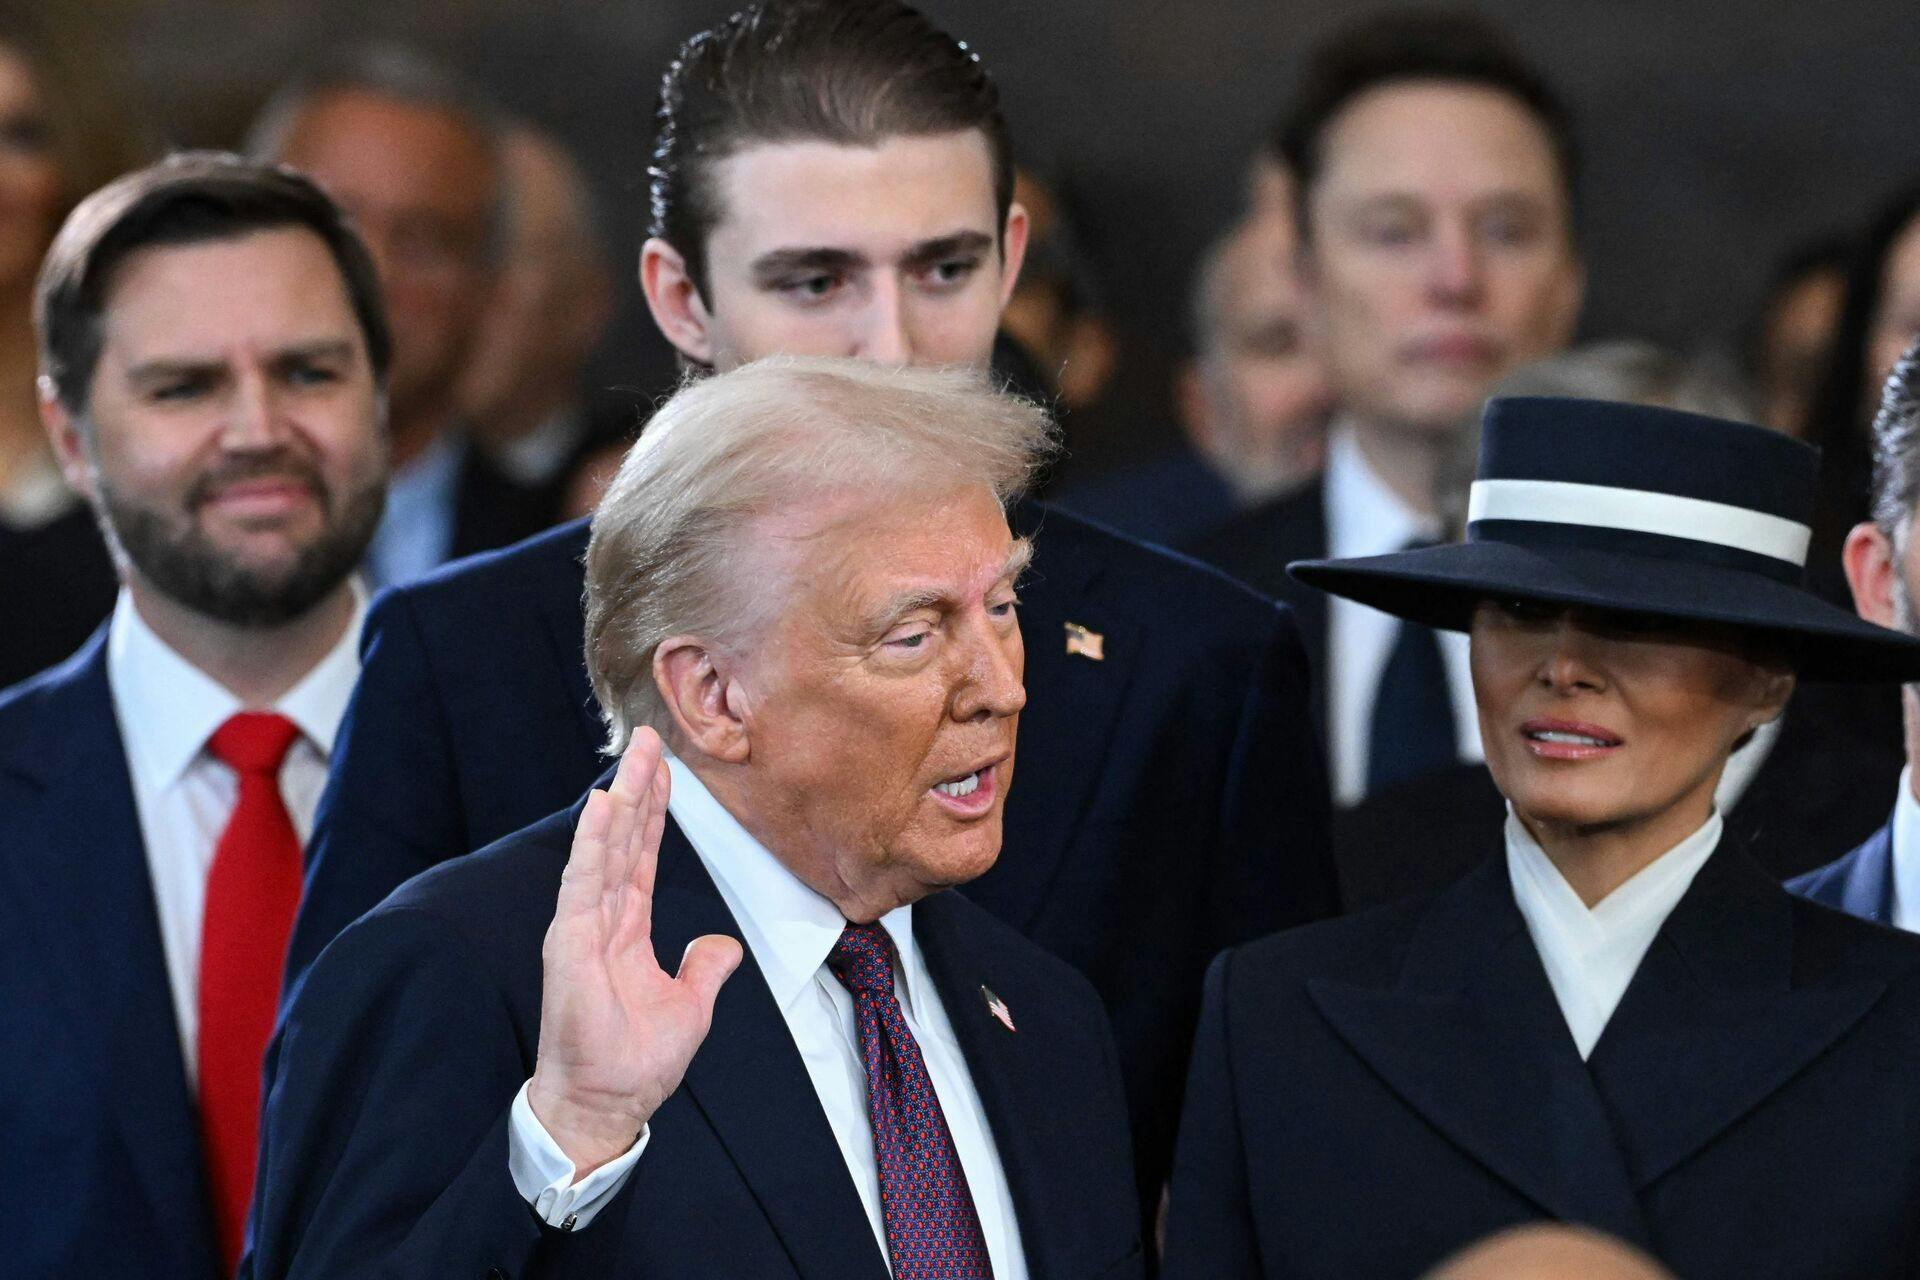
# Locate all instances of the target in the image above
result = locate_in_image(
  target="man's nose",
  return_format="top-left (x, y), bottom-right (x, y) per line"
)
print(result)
top-left (220, 362), bottom-right (286, 449)
top-left (1426, 225), bottom-right (1485, 306)
top-left (954, 617), bottom-right (1026, 722)
top-left (856, 279), bottom-right (914, 365)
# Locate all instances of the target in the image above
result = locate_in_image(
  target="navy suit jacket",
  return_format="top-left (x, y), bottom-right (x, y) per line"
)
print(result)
top-left (0, 633), bottom-right (223, 1280)
top-left (1162, 840), bottom-right (1920, 1279)
top-left (1789, 818), bottom-right (1897, 925)
top-left (288, 502), bottom-right (1333, 1214)
top-left (248, 802), bottom-right (1143, 1280)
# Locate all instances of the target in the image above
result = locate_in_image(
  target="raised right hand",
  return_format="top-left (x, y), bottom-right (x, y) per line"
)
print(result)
top-left (526, 728), bottom-right (743, 1174)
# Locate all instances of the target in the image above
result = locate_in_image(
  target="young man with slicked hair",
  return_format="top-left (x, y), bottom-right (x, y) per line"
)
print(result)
top-left (286, 0), bottom-right (1333, 1230)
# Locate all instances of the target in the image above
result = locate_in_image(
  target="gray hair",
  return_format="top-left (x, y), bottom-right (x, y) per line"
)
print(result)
top-left (1870, 340), bottom-right (1920, 552)
top-left (1437, 340), bottom-right (1757, 536)
top-left (244, 43), bottom-right (508, 263)
top-left (585, 356), bottom-right (1057, 752)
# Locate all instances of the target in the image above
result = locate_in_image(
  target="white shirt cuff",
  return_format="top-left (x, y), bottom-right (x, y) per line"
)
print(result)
top-left (507, 1079), bottom-right (649, 1230)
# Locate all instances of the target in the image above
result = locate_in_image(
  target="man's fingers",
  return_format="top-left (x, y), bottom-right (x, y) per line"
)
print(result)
top-left (677, 934), bottom-right (743, 1014)
top-left (555, 788), bottom-right (613, 916)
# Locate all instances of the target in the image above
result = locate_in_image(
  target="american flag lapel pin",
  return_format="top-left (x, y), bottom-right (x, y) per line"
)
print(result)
top-left (1064, 622), bottom-right (1105, 661)
top-left (981, 984), bottom-right (1016, 1032)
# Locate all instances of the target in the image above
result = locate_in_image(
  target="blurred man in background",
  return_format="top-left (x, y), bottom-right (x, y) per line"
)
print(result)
top-left (1201, 10), bottom-right (1584, 806)
top-left (251, 46), bottom-right (556, 586)
top-left (1061, 187), bottom-right (1331, 547)
top-left (456, 119), bottom-right (628, 495)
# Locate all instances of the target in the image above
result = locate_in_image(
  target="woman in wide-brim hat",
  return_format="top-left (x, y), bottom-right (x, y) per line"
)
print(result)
top-left (1161, 397), bottom-right (1920, 1280)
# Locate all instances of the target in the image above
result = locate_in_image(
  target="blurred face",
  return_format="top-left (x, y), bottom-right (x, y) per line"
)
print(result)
top-left (0, 43), bottom-right (64, 295)
top-left (1757, 265), bottom-right (1844, 438)
top-left (277, 89), bottom-right (496, 432)
top-left (1186, 216), bottom-right (1332, 495)
top-left (1866, 217), bottom-right (1920, 416)
top-left (1304, 82), bottom-right (1582, 436)
top-left (56, 228), bottom-right (386, 626)
top-left (1471, 600), bottom-right (1790, 850)
top-left (731, 484), bottom-right (1027, 918)
top-left (691, 132), bottom-right (1025, 371)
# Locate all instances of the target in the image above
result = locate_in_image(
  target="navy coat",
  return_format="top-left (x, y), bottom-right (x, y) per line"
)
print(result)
top-left (1789, 819), bottom-right (1897, 926)
top-left (246, 802), bottom-right (1143, 1280)
top-left (286, 503), bottom-right (1333, 1214)
top-left (1162, 840), bottom-right (1920, 1279)
top-left (0, 634), bottom-right (223, 1280)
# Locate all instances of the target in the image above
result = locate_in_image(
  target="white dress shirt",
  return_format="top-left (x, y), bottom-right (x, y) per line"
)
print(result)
top-left (508, 756), bottom-right (1030, 1276)
top-left (1505, 807), bottom-right (1722, 1059)
top-left (106, 585), bottom-right (366, 1082)
top-left (1889, 766), bottom-right (1920, 933)
top-left (1324, 425), bottom-right (1482, 805)
top-left (364, 431), bottom-right (460, 589)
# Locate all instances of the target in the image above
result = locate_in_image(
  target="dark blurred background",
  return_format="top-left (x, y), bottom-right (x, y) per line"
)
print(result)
top-left (86, 0), bottom-right (1920, 474)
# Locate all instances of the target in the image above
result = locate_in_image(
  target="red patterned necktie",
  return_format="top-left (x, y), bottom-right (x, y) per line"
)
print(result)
top-left (197, 711), bottom-right (302, 1273)
top-left (827, 922), bottom-right (994, 1280)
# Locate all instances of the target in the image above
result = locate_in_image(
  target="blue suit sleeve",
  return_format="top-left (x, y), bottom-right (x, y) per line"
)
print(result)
top-left (1161, 950), bottom-right (1262, 1280)
top-left (284, 586), bottom-right (467, 999)
top-left (247, 906), bottom-right (601, 1279)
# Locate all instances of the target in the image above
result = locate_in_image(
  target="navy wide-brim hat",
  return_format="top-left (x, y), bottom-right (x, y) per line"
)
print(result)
top-left (1289, 396), bottom-right (1920, 683)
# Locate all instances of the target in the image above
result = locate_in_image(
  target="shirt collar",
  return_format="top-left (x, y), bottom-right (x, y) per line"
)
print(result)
top-left (1504, 804), bottom-right (1722, 950)
top-left (1890, 766), bottom-right (1920, 923)
top-left (665, 753), bottom-right (921, 1016)
top-left (1325, 420), bottom-right (1436, 560)
top-left (106, 581), bottom-right (367, 794)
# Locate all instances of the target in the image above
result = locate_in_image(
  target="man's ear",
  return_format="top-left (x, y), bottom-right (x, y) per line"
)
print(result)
top-left (1843, 520), bottom-right (1900, 628)
top-left (997, 201), bottom-right (1031, 306)
top-left (38, 377), bottom-right (95, 501)
top-left (654, 637), bottom-right (751, 763)
top-left (640, 237), bottom-right (716, 366)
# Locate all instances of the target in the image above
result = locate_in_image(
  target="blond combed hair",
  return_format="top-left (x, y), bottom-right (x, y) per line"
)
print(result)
top-left (584, 356), bottom-right (1056, 752)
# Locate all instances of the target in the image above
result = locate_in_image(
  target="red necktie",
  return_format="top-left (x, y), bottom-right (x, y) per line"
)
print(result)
top-left (197, 711), bottom-right (302, 1274)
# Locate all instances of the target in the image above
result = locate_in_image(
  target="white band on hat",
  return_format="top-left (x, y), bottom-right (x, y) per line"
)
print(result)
top-left (1467, 478), bottom-right (1811, 567)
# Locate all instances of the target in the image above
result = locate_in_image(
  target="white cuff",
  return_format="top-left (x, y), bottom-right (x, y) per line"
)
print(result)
top-left (507, 1079), bottom-right (649, 1231)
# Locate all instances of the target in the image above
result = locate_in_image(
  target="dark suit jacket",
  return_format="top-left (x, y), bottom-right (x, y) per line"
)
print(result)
top-left (1052, 446), bottom-right (1247, 551)
top-left (248, 804), bottom-right (1143, 1280)
top-left (1194, 479), bottom-right (1328, 727)
top-left (0, 633), bottom-right (222, 1280)
top-left (1162, 841), bottom-right (1920, 1279)
top-left (1334, 681), bottom-right (1905, 911)
top-left (0, 504), bottom-right (118, 690)
top-left (449, 439), bottom-right (563, 563)
top-left (1789, 818), bottom-right (1897, 925)
top-left (288, 502), bottom-right (1333, 1217)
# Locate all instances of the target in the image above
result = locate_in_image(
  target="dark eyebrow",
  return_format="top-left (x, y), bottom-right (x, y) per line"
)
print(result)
top-left (900, 231), bottom-right (995, 272)
top-left (125, 339), bottom-right (359, 386)
top-left (750, 247), bottom-right (867, 284)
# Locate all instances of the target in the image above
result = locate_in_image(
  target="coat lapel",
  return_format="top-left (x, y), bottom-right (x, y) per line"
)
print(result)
top-left (0, 634), bottom-right (216, 1278)
top-left (974, 501), bottom-right (1144, 932)
top-left (1586, 842), bottom-right (1892, 1189)
top-left (914, 892), bottom-right (1117, 1280)
top-left (1307, 860), bottom-right (1651, 1246)
top-left (1836, 824), bottom-right (1896, 925)
top-left (652, 821), bottom-right (891, 1280)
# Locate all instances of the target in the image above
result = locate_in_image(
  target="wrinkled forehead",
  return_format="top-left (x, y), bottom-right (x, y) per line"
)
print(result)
top-left (706, 132), bottom-right (1001, 259)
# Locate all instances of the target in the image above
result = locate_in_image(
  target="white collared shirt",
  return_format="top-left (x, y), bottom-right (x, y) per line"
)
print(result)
top-left (106, 585), bottom-right (366, 1081)
top-left (1323, 424), bottom-right (1482, 805)
top-left (507, 757), bottom-right (1029, 1276)
top-left (1505, 807), bottom-right (1722, 1059)
top-left (1889, 766), bottom-right (1920, 933)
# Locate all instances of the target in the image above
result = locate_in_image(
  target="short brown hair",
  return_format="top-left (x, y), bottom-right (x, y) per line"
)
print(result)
top-left (648, 0), bottom-right (1014, 302)
top-left (35, 150), bottom-right (391, 417)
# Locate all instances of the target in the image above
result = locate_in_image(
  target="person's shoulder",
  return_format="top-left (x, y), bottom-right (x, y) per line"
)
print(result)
top-left (1787, 886), bottom-right (1920, 986)
top-left (0, 631), bottom-right (107, 765)
top-left (1214, 891), bottom-right (1432, 1004)
top-left (1021, 499), bottom-right (1291, 629)
top-left (375, 517), bottom-right (589, 621)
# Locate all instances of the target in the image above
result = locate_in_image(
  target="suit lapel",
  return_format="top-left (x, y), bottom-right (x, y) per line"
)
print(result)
top-left (1586, 843), bottom-right (1891, 1189)
top-left (0, 635), bottom-right (216, 1277)
top-left (652, 822), bottom-right (891, 1280)
top-left (914, 893), bottom-right (1094, 1280)
top-left (1307, 861), bottom-right (1651, 1245)
top-left (976, 501), bottom-right (1144, 931)
top-left (1835, 824), bottom-right (1895, 925)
